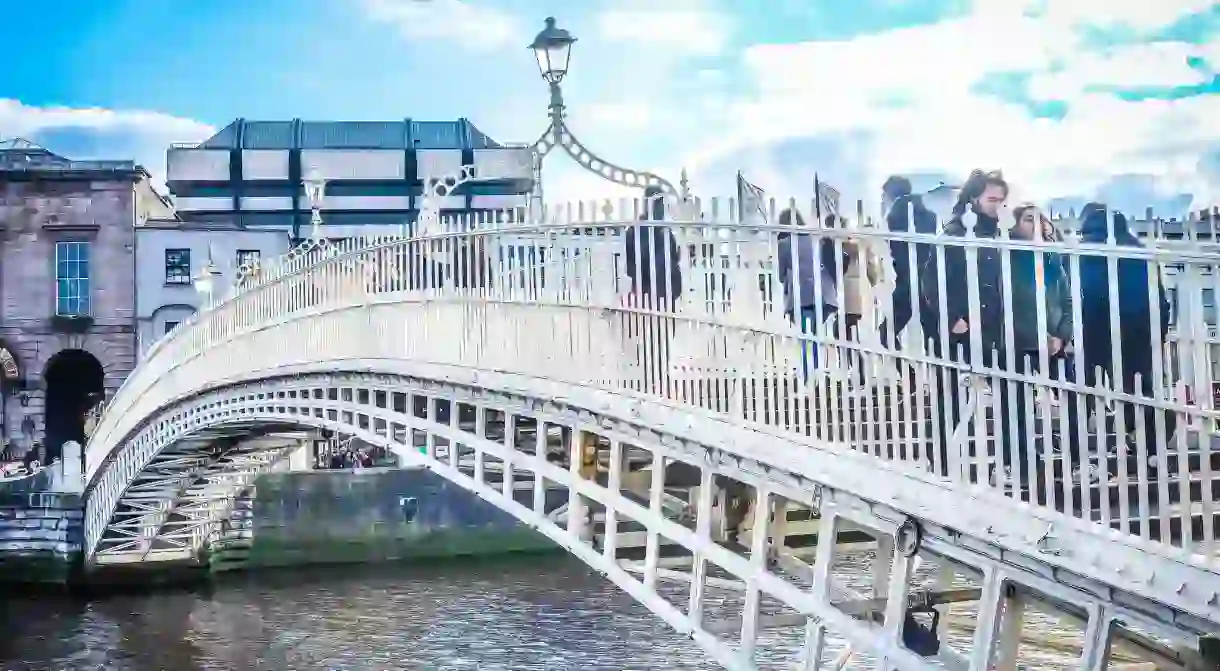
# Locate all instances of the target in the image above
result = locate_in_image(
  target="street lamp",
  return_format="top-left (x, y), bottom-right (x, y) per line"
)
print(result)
top-left (529, 16), bottom-right (575, 88)
top-left (193, 245), bottom-right (218, 300)
top-left (303, 168), bottom-right (326, 240)
top-left (525, 16), bottom-right (683, 205)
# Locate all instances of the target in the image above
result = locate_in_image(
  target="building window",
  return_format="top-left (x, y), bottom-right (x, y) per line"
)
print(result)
top-left (55, 241), bottom-right (91, 317)
top-left (236, 249), bottom-right (260, 269)
top-left (164, 321), bottom-right (180, 335)
top-left (165, 249), bottom-right (191, 284)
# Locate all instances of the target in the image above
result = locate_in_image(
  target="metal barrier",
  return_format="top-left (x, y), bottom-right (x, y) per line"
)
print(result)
top-left (86, 196), bottom-right (1220, 558)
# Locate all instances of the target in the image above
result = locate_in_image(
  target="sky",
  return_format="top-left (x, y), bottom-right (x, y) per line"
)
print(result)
top-left (2, 0), bottom-right (1219, 217)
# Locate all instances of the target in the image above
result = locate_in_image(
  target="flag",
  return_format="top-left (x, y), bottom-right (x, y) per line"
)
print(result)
top-left (814, 174), bottom-right (841, 221)
top-left (736, 171), bottom-right (768, 224)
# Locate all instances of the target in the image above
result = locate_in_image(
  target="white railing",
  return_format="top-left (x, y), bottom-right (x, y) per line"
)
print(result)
top-left (87, 194), bottom-right (1220, 559)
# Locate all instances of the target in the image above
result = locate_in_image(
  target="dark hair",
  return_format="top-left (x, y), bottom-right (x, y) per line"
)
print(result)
top-left (1080, 202), bottom-right (1138, 244)
top-left (642, 185), bottom-right (666, 221)
top-left (882, 175), bottom-right (912, 199)
top-left (778, 208), bottom-right (806, 227)
top-left (952, 169), bottom-right (1008, 217)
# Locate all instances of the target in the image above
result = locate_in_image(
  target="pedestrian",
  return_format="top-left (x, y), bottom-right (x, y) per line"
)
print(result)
top-left (776, 208), bottom-right (844, 379)
top-left (1076, 203), bottom-right (1176, 473)
top-left (622, 185), bottom-right (683, 396)
top-left (878, 175), bottom-right (939, 350)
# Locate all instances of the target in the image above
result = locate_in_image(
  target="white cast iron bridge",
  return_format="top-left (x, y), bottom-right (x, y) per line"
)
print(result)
top-left (83, 189), bottom-right (1220, 669)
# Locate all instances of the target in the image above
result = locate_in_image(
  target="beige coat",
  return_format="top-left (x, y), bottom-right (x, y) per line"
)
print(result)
top-left (841, 240), bottom-right (882, 316)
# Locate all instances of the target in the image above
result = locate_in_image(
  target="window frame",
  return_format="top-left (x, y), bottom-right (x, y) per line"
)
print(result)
top-left (54, 241), bottom-right (92, 317)
top-left (165, 248), bottom-right (192, 285)
top-left (236, 249), bottom-right (261, 269)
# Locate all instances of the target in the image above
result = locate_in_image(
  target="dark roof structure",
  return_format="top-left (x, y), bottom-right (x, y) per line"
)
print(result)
top-left (194, 118), bottom-right (507, 151)
top-left (0, 137), bottom-right (143, 175)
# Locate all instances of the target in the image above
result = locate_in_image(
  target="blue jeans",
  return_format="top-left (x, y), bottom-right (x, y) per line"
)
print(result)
top-left (791, 305), bottom-right (836, 381)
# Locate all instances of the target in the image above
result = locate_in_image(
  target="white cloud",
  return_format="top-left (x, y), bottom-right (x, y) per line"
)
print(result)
top-left (584, 101), bottom-right (654, 131)
top-left (0, 99), bottom-right (213, 143)
top-left (359, 0), bottom-right (521, 51)
top-left (595, 9), bottom-right (731, 56)
top-left (0, 99), bottom-right (215, 188)
top-left (676, 0), bottom-right (1220, 209)
top-left (1027, 41), bottom-right (1212, 100)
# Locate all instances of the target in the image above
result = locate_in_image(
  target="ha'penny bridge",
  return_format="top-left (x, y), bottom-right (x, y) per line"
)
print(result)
top-left (78, 176), bottom-right (1220, 669)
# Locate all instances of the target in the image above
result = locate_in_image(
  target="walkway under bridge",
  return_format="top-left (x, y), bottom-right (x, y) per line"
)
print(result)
top-left (82, 194), bottom-right (1220, 669)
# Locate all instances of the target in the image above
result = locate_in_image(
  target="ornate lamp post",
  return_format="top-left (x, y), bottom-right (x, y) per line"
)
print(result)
top-left (303, 168), bottom-right (327, 241)
top-left (193, 246), bottom-right (218, 302)
top-left (526, 16), bottom-right (684, 203)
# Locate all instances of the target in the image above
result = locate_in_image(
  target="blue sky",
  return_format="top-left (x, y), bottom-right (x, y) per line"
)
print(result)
top-left (3, 0), bottom-right (1219, 216)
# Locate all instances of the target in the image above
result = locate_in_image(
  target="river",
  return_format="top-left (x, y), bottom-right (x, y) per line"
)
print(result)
top-left (1, 553), bottom-right (1125, 670)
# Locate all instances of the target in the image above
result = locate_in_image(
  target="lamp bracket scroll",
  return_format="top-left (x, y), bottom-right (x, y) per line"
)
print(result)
top-left (530, 124), bottom-right (677, 197)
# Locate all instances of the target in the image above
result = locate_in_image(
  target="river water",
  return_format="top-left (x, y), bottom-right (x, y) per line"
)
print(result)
top-left (1, 553), bottom-right (1113, 670)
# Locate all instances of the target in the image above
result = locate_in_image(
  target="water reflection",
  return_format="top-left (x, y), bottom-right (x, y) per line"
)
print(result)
top-left (3, 557), bottom-right (718, 671)
top-left (2, 552), bottom-right (1093, 670)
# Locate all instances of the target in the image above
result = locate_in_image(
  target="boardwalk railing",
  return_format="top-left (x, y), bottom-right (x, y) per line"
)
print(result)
top-left (87, 195), bottom-right (1220, 558)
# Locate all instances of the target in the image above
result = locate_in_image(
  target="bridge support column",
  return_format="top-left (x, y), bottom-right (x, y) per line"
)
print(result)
top-left (642, 449), bottom-right (666, 591)
top-left (740, 486), bottom-right (774, 662)
top-left (601, 439), bottom-right (624, 559)
top-left (686, 465), bottom-right (716, 629)
top-left (993, 589), bottom-right (1025, 671)
top-left (1080, 605), bottom-right (1114, 671)
top-left (566, 429), bottom-right (596, 542)
top-left (502, 414), bottom-right (516, 498)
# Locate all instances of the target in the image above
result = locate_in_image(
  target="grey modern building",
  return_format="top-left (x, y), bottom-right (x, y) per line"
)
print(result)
top-left (0, 139), bottom-right (171, 463)
top-left (165, 118), bottom-right (536, 240)
top-left (134, 220), bottom-right (291, 356)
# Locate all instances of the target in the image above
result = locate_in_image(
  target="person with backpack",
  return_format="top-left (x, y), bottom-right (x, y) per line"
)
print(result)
top-left (776, 208), bottom-right (847, 379)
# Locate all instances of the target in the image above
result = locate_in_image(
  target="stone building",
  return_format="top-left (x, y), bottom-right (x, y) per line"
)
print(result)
top-left (135, 220), bottom-right (290, 356)
top-left (0, 139), bottom-right (171, 464)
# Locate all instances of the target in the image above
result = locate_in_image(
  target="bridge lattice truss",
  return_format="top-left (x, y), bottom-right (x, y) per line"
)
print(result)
top-left (85, 200), bottom-right (1220, 669)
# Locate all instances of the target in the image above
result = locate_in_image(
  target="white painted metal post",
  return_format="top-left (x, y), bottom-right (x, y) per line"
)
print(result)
top-left (687, 466), bottom-right (716, 628)
top-left (533, 420), bottom-right (547, 514)
top-left (503, 414), bottom-right (516, 498)
top-left (567, 429), bottom-right (591, 541)
top-left (741, 486), bottom-right (772, 661)
top-left (473, 406), bottom-right (486, 485)
top-left (970, 568), bottom-right (1005, 670)
top-left (1080, 605), bottom-right (1113, 671)
top-left (602, 439), bottom-right (623, 560)
top-left (643, 449), bottom-right (665, 591)
top-left (993, 592), bottom-right (1025, 670)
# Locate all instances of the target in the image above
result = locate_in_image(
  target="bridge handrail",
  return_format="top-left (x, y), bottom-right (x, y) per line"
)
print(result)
top-left (89, 196), bottom-right (1220, 562)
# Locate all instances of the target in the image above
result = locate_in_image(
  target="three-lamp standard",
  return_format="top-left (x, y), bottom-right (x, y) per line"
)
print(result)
top-left (303, 168), bottom-right (327, 241)
top-left (526, 17), bottom-right (685, 203)
top-left (192, 246), bottom-right (219, 304)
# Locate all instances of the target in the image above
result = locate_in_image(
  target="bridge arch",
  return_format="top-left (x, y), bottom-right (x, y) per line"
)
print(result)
top-left (83, 215), bottom-right (1220, 667)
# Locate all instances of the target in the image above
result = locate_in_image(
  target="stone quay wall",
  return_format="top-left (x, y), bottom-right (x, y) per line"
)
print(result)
top-left (210, 466), bottom-right (566, 571)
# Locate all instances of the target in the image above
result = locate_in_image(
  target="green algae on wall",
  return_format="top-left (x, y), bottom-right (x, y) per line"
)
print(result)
top-left (210, 467), bottom-right (564, 572)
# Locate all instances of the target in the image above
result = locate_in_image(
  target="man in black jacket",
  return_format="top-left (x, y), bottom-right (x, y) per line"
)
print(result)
top-left (624, 185), bottom-right (683, 306)
top-left (919, 171), bottom-right (1076, 503)
top-left (622, 186), bottom-right (683, 395)
top-left (879, 175), bottom-right (939, 349)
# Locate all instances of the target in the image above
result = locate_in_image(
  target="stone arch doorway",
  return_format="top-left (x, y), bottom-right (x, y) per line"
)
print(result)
top-left (43, 349), bottom-right (104, 463)
top-left (0, 343), bottom-right (22, 460)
